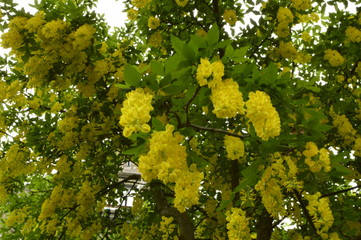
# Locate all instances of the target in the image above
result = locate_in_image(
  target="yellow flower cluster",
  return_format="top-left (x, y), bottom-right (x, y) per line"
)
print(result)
top-left (131, 0), bottom-right (152, 9)
top-left (160, 217), bottom-right (177, 240)
top-left (6, 206), bottom-right (29, 227)
top-left (25, 11), bottom-right (46, 33)
top-left (211, 78), bottom-right (245, 118)
top-left (331, 113), bottom-right (356, 145)
top-left (245, 91), bottom-right (281, 141)
top-left (175, 0), bottom-right (189, 7)
top-left (127, 9), bottom-right (138, 20)
top-left (276, 7), bottom-right (294, 37)
top-left (291, 0), bottom-right (312, 11)
top-left (276, 41), bottom-right (298, 59)
top-left (119, 88), bottom-right (154, 137)
top-left (138, 124), bottom-right (203, 212)
top-left (223, 10), bottom-right (238, 26)
top-left (76, 181), bottom-right (97, 219)
top-left (149, 31), bottom-right (163, 47)
top-left (345, 26), bottom-right (361, 43)
top-left (303, 142), bottom-right (331, 173)
top-left (69, 24), bottom-right (96, 51)
top-left (148, 16), bottom-right (160, 29)
top-left (324, 49), bottom-right (345, 67)
top-left (301, 31), bottom-right (312, 42)
top-left (1, 16), bottom-right (27, 53)
top-left (196, 58), bottom-right (224, 87)
top-left (224, 135), bottom-right (245, 161)
top-left (255, 153), bottom-right (301, 218)
top-left (225, 208), bottom-right (252, 240)
top-left (305, 192), bottom-right (334, 239)
top-left (41, 19), bottom-right (70, 39)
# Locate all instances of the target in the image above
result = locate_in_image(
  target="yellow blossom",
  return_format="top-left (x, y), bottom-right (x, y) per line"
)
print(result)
top-left (148, 16), bottom-right (160, 29)
top-left (345, 26), bottom-right (361, 43)
top-left (291, 0), bottom-right (311, 10)
top-left (246, 91), bottom-right (281, 141)
top-left (301, 31), bottom-right (312, 42)
top-left (277, 7), bottom-right (294, 25)
top-left (224, 135), bottom-right (245, 160)
top-left (223, 10), bottom-right (238, 26)
top-left (211, 78), bottom-right (245, 118)
top-left (226, 208), bottom-right (252, 240)
top-left (149, 31), bottom-right (163, 47)
top-left (175, 0), bottom-right (189, 7)
top-left (127, 9), bottom-right (138, 20)
top-left (324, 49), bottom-right (345, 66)
top-left (276, 41), bottom-right (298, 59)
top-left (119, 88), bottom-right (154, 137)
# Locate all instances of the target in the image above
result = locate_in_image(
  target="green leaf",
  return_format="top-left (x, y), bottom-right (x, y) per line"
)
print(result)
top-left (151, 117), bottom-right (165, 131)
top-left (232, 46), bottom-right (249, 62)
top-left (165, 54), bottom-right (181, 75)
top-left (122, 143), bottom-right (146, 155)
top-left (124, 64), bottom-right (141, 87)
top-left (260, 62), bottom-right (278, 84)
top-left (207, 24), bottom-right (219, 46)
top-left (162, 83), bottom-right (186, 94)
top-left (150, 61), bottom-right (164, 75)
top-left (171, 35), bottom-right (185, 53)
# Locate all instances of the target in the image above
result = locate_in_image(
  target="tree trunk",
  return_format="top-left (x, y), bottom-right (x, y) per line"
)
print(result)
top-left (256, 208), bottom-right (273, 240)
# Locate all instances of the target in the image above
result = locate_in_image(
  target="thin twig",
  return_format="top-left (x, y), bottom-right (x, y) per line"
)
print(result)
top-left (321, 185), bottom-right (361, 199)
top-left (188, 123), bottom-right (248, 138)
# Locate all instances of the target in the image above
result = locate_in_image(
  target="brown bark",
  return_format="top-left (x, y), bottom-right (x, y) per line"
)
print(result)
top-left (256, 208), bottom-right (274, 240)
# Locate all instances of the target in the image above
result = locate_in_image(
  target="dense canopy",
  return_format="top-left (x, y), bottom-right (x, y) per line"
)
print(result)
top-left (0, 0), bottom-right (360, 239)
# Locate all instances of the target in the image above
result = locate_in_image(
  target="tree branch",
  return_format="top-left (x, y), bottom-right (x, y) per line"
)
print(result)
top-left (321, 185), bottom-right (361, 199)
top-left (96, 174), bottom-right (141, 197)
top-left (293, 189), bottom-right (318, 236)
top-left (188, 123), bottom-right (248, 138)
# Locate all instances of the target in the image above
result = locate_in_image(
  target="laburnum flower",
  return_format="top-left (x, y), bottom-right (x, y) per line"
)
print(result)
top-left (277, 7), bottom-right (294, 24)
top-left (127, 9), bottom-right (138, 20)
top-left (306, 192), bottom-right (334, 237)
top-left (148, 16), bottom-right (160, 29)
top-left (196, 58), bottom-right (212, 86)
top-left (211, 78), bottom-right (245, 118)
top-left (223, 10), bottom-right (238, 26)
top-left (224, 135), bottom-right (245, 160)
top-left (175, 0), bottom-right (189, 7)
top-left (246, 91), bottom-right (281, 141)
top-left (331, 112), bottom-right (356, 145)
top-left (324, 49), bottom-right (345, 67)
top-left (301, 31), bottom-right (312, 42)
top-left (138, 125), bottom-right (203, 212)
top-left (291, 0), bottom-right (311, 11)
top-left (303, 142), bottom-right (331, 172)
top-left (119, 88), bottom-right (154, 137)
top-left (345, 26), bottom-right (361, 43)
top-left (276, 41), bottom-right (298, 59)
top-left (226, 208), bottom-right (252, 240)
top-left (149, 31), bottom-right (163, 47)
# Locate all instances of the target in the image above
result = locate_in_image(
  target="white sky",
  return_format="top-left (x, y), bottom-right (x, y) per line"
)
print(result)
top-left (13, 0), bottom-right (127, 29)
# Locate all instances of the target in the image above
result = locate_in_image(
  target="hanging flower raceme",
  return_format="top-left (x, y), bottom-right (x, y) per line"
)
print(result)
top-left (291, 0), bottom-right (312, 11)
top-left (211, 78), bottom-right (245, 118)
top-left (138, 124), bottom-right (203, 212)
top-left (302, 142), bottom-right (331, 173)
top-left (324, 49), bottom-right (345, 67)
top-left (119, 88), bottom-right (154, 137)
top-left (226, 208), bottom-right (252, 240)
top-left (223, 10), bottom-right (238, 26)
top-left (224, 135), bottom-right (245, 161)
top-left (245, 91), bottom-right (281, 141)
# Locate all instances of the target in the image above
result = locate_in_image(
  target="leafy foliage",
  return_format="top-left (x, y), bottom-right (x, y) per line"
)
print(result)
top-left (0, 0), bottom-right (360, 239)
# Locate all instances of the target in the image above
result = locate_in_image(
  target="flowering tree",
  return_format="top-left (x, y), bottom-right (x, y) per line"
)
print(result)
top-left (0, 0), bottom-right (360, 239)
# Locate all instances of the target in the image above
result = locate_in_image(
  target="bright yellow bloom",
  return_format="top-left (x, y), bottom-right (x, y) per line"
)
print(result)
top-left (119, 88), bottom-right (154, 137)
top-left (246, 91), bottom-right (281, 141)
top-left (324, 49), bottom-right (345, 67)
top-left (291, 0), bottom-right (311, 10)
top-left (223, 10), bottom-right (238, 26)
top-left (331, 113), bottom-right (356, 145)
top-left (148, 16), bottom-right (160, 29)
top-left (275, 22), bottom-right (290, 37)
top-left (175, 0), bottom-right (189, 7)
top-left (127, 9), bottom-right (138, 20)
top-left (302, 31), bottom-right (312, 42)
top-left (25, 11), bottom-right (46, 33)
top-left (226, 208), bottom-right (252, 240)
top-left (224, 135), bottom-right (245, 160)
top-left (277, 7), bottom-right (294, 24)
top-left (306, 192), bottom-right (334, 237)
top-left (149, 31), bottom-right (163, 47)
top-left (211, 78), bottom-right (245, 118)
top-left (276, 41), bottom-right (298, 59)
top-left (303, 142), bottom-right (331, 172)
top-left (196, 58), bottom-right (213, 86)
top-left (131, 0), bottom-right (152, 8)
top-left (345, 26), bottom-right (361, 43)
